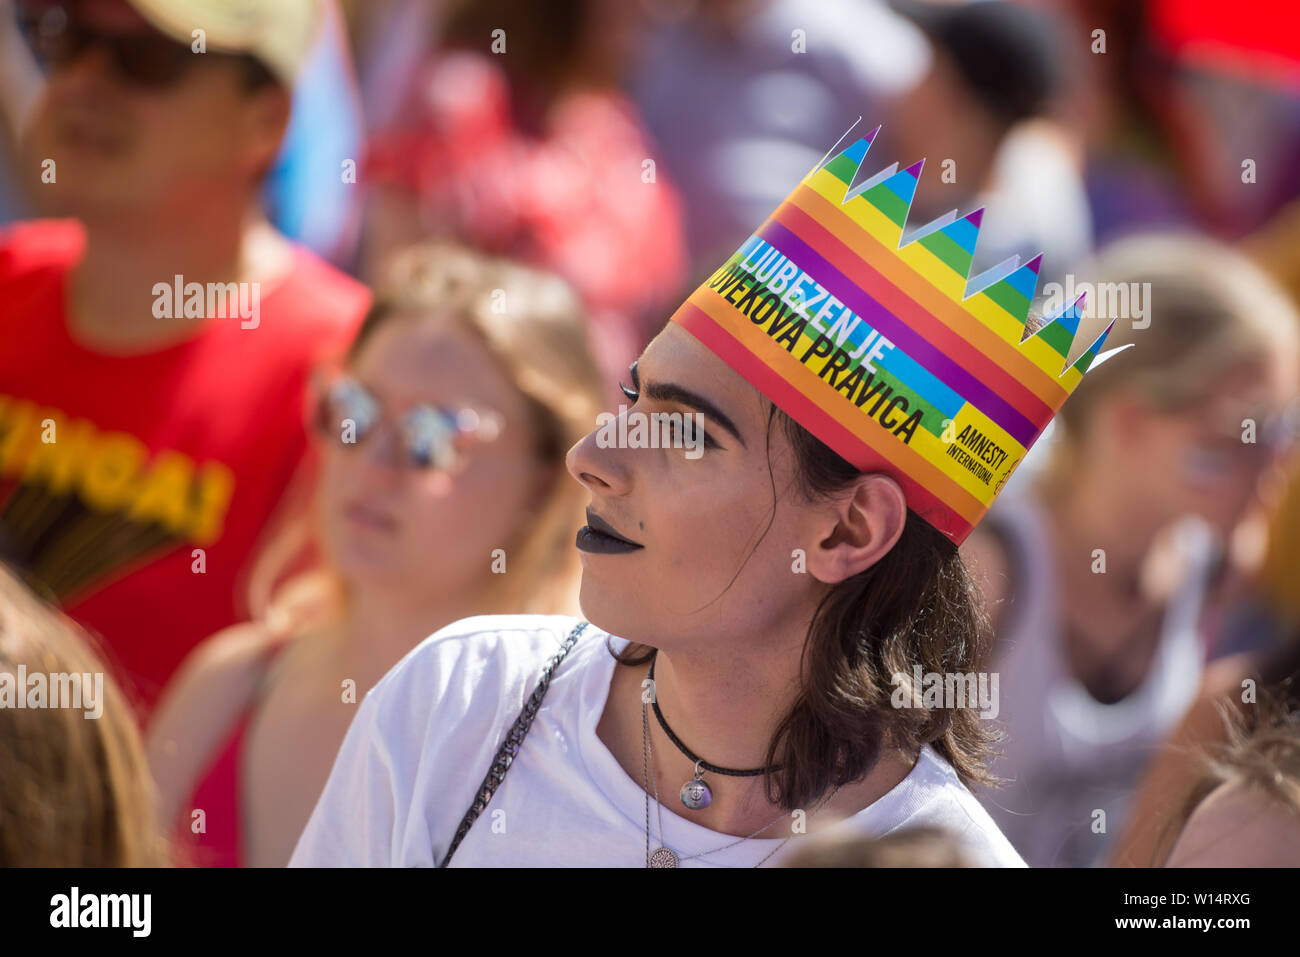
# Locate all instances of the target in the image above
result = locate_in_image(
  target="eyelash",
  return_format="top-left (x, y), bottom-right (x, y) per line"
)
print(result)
top-left (616, 381), bottom-right (719, 450)
top-left (676, 417), bottom-right (715, 448)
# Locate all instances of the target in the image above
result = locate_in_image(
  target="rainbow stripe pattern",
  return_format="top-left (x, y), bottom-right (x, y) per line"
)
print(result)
top-left (670, 125), bottom-right (1118, 544)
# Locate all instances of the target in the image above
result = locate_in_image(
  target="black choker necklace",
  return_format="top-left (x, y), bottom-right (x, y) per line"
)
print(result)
top-left (646, 656), bottom-right (782, 811)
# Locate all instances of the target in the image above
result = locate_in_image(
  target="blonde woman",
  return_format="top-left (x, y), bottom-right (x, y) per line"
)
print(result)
top-left (963, 234), bottom-right (1300, 867)
top-left (146, 243), bottom-right (604, 866)
top-left (0, 564), bottom-right (170, 866)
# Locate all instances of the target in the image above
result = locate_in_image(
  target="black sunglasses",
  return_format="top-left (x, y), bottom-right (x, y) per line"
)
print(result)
top-left (16, 2), bottom-right (254, 88)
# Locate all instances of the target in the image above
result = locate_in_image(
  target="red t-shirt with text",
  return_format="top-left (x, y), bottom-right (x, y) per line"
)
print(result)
top-left (0, 219), bottom-right (368, 721)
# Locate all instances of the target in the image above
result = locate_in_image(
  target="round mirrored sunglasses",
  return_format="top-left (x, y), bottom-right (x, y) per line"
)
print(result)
top-left (313, 375), bottom-right (503, 472)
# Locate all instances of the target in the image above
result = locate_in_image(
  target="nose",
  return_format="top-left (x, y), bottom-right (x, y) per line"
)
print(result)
top-left (52, 37), bottom-right (118, 88)
top-left (357, 419), bottom-right (411, 474)
top-left (565, 420), bottom-right (631, 497)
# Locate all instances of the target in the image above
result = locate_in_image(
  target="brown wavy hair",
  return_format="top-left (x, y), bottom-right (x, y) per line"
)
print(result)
top-left (0, 564), bottom-right (172, 866)
top-left (611, 403), bottom-right (1000, 810)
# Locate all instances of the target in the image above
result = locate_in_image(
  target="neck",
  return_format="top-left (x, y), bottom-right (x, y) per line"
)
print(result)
top-left (636, 607), bottom-right (840, 833)
top-left (650, 639), bottom-right (800, 775)
top-left (598, 606), bottom-right (920, 842)
top-left (628, 631), bottom-right (915, 839)
top-left (339, 582), bottom-right (497, 689)
top-left (68, 196), bottom-right (284, 352)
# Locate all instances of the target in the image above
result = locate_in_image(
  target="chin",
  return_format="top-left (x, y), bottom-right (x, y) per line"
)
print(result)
top-left (576, 583), bottom-right (624, 635)
top-left (331, 546), bottom-right (406, 587)
top-left (577, 582), bottom-right (651, 645)
top-left (42, 178), bottom-right (134, 217)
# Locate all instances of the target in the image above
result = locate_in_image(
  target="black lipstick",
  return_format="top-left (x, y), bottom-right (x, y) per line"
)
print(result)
top-left (576, 508), bottom-right (644, 554)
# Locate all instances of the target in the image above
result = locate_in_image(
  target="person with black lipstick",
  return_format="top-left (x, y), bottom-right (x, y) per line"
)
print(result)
top-left (291, 124), bottom-right (1121, 867)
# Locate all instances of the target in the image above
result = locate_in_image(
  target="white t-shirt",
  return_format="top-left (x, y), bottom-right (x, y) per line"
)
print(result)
top-left (975, 495), bottom-right (1210, 867)
top-left (290, 614), bottom-right (1026, 867)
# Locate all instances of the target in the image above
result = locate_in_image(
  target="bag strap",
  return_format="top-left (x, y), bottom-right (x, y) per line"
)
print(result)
top-left (436, 620), bottom-right (590, 867)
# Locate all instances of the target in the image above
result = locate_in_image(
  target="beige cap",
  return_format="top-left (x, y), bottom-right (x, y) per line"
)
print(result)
top-left (125, 0), bottom-right (320, 87)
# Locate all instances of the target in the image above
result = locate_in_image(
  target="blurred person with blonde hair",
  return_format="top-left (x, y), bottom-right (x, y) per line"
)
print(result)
top-left (1111, 621), bottom-right (1300, 866)
top-left (963, 233), bottom-right (1300, 867)
top-left (146, 243), bottom-right (604, 867)
top-left (782, 825), bottom-right (975, 868)
top-left (1162, 688), bottom-right (1300, 867)
top-left (0, 563), bottom-right (171, 866)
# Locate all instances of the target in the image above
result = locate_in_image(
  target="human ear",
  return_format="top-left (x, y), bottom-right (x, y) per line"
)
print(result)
top-left (804, 473), bottom-right (907, 585)
top-left (236, 84), bottom-right (291, 179)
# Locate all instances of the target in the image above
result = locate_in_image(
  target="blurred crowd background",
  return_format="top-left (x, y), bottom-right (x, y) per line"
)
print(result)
top-left (3, 0), bottom-right (1300, 868)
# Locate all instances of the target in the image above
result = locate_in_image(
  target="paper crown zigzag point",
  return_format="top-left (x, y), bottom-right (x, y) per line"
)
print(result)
top-left (813, 125), bottom-right (1120, 384)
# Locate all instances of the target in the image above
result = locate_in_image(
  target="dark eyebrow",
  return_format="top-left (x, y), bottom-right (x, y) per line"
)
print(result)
top-left (630, 360), bottom-right (746, 448)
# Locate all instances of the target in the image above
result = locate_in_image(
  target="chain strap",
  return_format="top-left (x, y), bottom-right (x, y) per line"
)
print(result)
top-left (435, 620), bottom-right (589, 868)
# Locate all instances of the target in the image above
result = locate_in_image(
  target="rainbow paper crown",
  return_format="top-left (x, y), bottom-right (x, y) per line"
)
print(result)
top-left (669, 123), bottom-right (1122, 545)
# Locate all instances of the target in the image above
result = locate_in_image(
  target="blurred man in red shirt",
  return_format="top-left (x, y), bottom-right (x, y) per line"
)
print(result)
top-left (0, 0), bottom-right (368, 720)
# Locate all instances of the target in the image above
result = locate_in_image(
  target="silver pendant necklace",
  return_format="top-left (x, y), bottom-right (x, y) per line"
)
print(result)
top-left (640, 695), bottom-right (842, 867)
top-left (681, 761), bottom-right (712, 811)
top-left (647, 656), bottom-right (778, 811)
